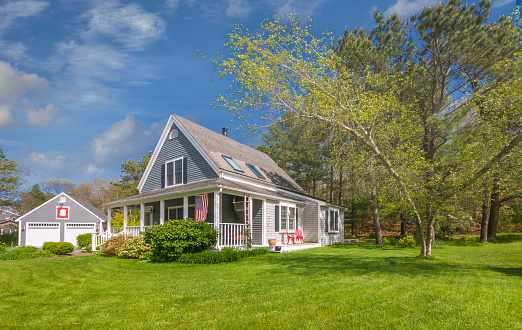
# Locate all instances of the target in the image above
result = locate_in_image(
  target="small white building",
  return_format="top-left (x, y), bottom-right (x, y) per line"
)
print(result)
top-left (17, 192), bottom-right (105, 247)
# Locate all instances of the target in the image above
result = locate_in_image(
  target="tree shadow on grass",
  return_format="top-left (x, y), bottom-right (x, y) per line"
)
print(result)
top-left (488, 266), bottom-right (522, 277)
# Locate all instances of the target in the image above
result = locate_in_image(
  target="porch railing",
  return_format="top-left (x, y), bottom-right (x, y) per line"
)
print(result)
top-left (93, 226), bottom-right (153, 251)
top-left (218, 223), bottom-right (247, 247)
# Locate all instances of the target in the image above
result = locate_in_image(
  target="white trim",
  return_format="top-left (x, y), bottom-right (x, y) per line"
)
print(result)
top-left (278, 202), bottom-right (297, 232)
top-left (326, 207), bottom-right (340, 233)
top-left (137, 114), bottom-right (220, 193)
top-left (15, 192), bottom-right (105, 223)
top-left (165, 156), bottom-right (184, 187)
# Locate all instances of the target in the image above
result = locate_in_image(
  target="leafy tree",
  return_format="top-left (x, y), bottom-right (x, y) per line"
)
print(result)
top-left (112, 151), bottom-right (152, 198)
top-left (40, 179), bottom-right (76, 196)
top-left (15, 184), bottom-right (51, 215)
top-left (69, 178), bottom-right (119, 213)
top-left (211, 4), bottom-right (521, 256)
top-left (0, 149), bottom-right (22, 209)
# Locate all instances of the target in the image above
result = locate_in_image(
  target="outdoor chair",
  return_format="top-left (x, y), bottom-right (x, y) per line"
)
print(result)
top-left (295, 228), bottom-right (303, 244)
top-left (286, 229), bottom-right (295, 244)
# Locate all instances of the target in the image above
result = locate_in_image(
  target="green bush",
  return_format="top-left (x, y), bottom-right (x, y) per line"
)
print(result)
top-left (178, 247), bottom-right (269, 264)
top-left (456, 236), bottom-right (476, 246)
top-left (436, 224), bottom-right (453, 241)
top-left (117, 235), bottom-right (151, 260)
top-left (98, 234), bottom-right (128, 257)
top-left (76, 233), bottom-right (92, 248)
top-left (0, 231), bottom-right (18, 246)
top-left (144, 220), bottom-right (218, 262)
top-left (398, 235), bottom-right (416, 248)
top-left (0, 246), bottom-right (55, 260)
top-left (42, 242), bottom-right (74, 255)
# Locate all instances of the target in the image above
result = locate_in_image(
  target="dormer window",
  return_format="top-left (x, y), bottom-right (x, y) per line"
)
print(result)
top-left (247, 164), bottom-right (265, 179)
top-left (166, 157), bottom-right (183, 186)
top-left (222, 155), bottom-right (244, 172)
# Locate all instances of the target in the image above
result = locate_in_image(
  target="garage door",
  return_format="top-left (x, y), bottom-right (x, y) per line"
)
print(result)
top-left (64, 223), bottom-right (96, 245)
top-left (26, 223), bottom-right (60, 247)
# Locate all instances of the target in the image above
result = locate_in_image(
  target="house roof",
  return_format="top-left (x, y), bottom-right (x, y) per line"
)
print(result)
top-left (0, 209), bottom-right (19, 220)
top-left (106, 177), bottom-right (311, 207)
top-left (173, 114), bottom-right (305, 193)
top-left (16, 192), bottom-right (106, 222)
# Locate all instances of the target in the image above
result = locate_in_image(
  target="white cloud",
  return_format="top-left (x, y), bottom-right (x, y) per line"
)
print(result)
top-left (91, 116), bottom-right (162, 166)
top-left (226, 0), bottom-right (251, 17)
top-left (0, 105), bottom-right (16, 127)
top-left (25, 103), bottom-right (59, 126)
top-left (0, 1), bottom-right (48, 32)
top-left (0, 61), bottom-right (49, 103)
top-left (25, 150), bottom-right (102, 180)
top-left (83, 1), bottom-right (166, 51)
top-left (383, 0), bottom-right (440, 18)
top-left (492, 0), bottom-right (515, 8)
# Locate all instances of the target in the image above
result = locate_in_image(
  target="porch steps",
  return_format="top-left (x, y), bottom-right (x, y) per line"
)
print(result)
top-left (265, 243), bottom-right (321, 253)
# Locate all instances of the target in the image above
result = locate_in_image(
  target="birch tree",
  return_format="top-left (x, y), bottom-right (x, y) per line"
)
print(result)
top-left (211, 4), bottom-right (521, 256)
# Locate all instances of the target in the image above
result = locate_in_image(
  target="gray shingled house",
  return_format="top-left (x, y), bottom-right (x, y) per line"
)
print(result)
top-left (101, 114), bottom-right (344, 250)
top-left (17, 192), bottom-right (105, 247)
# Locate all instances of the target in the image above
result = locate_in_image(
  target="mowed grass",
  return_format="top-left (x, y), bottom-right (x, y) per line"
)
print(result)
top-left (1, 235), bottom-right (521, 329)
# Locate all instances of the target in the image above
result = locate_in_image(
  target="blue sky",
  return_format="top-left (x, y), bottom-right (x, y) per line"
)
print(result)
top-left (0, 0), bottom-right (517, 188)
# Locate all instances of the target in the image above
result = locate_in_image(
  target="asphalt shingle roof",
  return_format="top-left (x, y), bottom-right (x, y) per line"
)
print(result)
top-left (174, 114), bottom-right (305, 193)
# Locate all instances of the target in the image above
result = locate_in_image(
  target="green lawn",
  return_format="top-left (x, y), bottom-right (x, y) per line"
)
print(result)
top-left (1, 235), bottom-right (521, 329)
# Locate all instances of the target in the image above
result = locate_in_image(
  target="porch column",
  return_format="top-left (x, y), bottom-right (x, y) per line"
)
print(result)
top-left (160, 200), bottom-right (165, 225)
top-left (107, 207), bottom-right (112, 235)
top-left (140, 203), bottom-right (145, 232)
top-left (123, 205), bottom-right (128, 235)
top-left (214, 190), bottom-right (221, 248)
top-left (183, 196), bottom-right (188, 219)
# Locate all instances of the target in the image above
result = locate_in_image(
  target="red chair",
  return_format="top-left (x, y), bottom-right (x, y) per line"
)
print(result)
top-left (295, 229), bottom-right (303, 244)
top-left (286, 229), bottom-right (295, 244)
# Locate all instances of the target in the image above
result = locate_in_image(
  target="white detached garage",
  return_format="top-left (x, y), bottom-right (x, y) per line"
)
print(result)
top-left (17, 192), bottom-right (105, 247)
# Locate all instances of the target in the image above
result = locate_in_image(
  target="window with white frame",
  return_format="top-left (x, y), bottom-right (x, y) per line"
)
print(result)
top-left (165, 158), bottom-right (183, 187)
top-left (328, 209), bottom-right (339, 232)
top-left (168, 204), bottom-right (195, 221)
top-left (280, 203), bottom-right (296, 232)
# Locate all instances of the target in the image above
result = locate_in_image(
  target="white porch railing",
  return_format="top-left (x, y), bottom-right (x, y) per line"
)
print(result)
top-left (92, 226), bottom-right (152, 251)
top-left (0, 228), bottom-right (17, 235)
top-left (218, 223), bottom-right (247, 248)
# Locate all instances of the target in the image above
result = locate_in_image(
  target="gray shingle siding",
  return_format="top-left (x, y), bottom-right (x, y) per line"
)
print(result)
top-left (141, 122), bottom-right (219, 193)
top-left (303, 200), bottom-right (319, 243)
top-left (319, 207), bottom-right (345, 245)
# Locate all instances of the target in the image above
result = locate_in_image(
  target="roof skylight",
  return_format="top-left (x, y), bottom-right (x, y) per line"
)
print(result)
top-left (222, 155), bottom-right (244, 172)
top-left (247, 164), bottom-right (265, 179)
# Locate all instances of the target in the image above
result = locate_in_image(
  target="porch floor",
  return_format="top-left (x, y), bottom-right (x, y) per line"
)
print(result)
top-left (263, 243), bottom-right (321, 253)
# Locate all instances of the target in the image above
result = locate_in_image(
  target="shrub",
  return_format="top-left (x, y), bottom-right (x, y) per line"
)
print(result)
top-left (436, 224), bottom-right (453, 241)
top-left (99, 234), bottom-right (128, 257)
top-left (456, 236), bottom-right (476, 246)
top-left (144, 219), bottom-right (218, 262)
top-left (117, 235), bottom-right (151, 259)
top-left (398, 235), bottom-right (416, 248)
top-left (42, 242), bottom-right (74, 255)
top-left (0, 246), bottom-right (54, 260)
top-left (178, 247), bottom-right (269, 264)
top-left (0, 231), bottom-right (18, 246)
top-left (76, 233), bottom-right (93, 248)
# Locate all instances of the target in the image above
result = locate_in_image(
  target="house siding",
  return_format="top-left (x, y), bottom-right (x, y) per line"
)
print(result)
top-left (252, 199), bottom-right (263, 245)
top-left (302, 200), bottom-right (319, 243)
top-left (265, 199), bottom-right (282, 245)
top-left (19, 195), bottom-right (102, 246)
top-left (319, 207), bottom-right (345, 246)
top-left (141, 122), bottom-right (219, 193)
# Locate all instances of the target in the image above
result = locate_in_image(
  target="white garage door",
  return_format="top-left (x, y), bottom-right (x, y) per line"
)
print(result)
top-left (26, 223), bottom-right (60, 247)
top-left (64, 223), bottom-right (96, 245)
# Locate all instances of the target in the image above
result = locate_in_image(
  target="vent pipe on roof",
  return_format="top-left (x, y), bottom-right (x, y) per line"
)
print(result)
top-left (222, 127), bottom-right (228, 137)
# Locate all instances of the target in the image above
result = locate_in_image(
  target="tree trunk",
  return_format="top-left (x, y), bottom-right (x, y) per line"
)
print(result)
top-left (338, 165), bottom-right (343, 206)
top-left (329, 165), bottom-right (334, 204)
top-left (350, 198), bottom-right (356, 236)
top-left (488, 177), bottom-right (501, 240)
top-left (371, 175), bottom-right (383, 245)
top-left (480, 185), bottom-right (490, 243)
top-left (400, 212), bottom-right (409, 236)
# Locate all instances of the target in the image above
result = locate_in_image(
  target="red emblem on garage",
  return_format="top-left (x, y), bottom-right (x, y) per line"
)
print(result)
top-left (56, 206), bottom-right (70, 219)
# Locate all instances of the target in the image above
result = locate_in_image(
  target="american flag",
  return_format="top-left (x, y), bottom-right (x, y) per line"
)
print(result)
top-left (195, 194), bottom-right (209, 221)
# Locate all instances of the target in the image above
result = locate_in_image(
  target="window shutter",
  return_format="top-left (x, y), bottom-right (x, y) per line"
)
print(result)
top-left (325, 210), bottom-right (329, 233)
top-left (295, 208), bottom-right (299, 229)
top-left (161, 164), bottom-right (165, 188)
top-left (183, 157), bottom-right (188, 184)
top-left (275, 205), bottom-right (279, 232)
